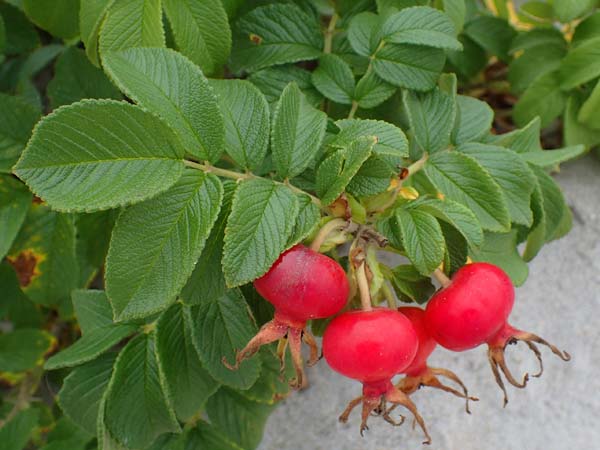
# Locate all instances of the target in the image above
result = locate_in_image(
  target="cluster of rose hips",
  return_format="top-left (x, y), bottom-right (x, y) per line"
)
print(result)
top-left (224, 243), bottom-right (569, 445)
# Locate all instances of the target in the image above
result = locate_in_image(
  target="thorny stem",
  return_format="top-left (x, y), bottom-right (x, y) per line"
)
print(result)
top-left (356, 262), bottom-right (373, 311)
top-left (432, 268), bottom-right (452, 288)
top-left (323, 14), bottom-right (339, 54)
top-left (310, 218), bottom-right (352, 252)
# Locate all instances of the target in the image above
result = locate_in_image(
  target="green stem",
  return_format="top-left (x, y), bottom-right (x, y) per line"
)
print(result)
top-left (356, 262), bottom-right (373, 312)
top-left (347, 101), bottom-right (358, 119)
top-left (310, 218), bottom-right (351, 252)
top-left (433, 268), bottom-right (452, 288)
top-left (323, 14), bottom-right (339, 54)
top-left (382, 281), bottom-right (396, 309)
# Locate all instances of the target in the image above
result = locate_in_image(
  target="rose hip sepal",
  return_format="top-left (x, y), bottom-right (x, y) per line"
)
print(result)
top-left (424, 262), bottom-right (570, 405)
top-left (322, 308), bottom-right (431, 444)
top-left (222, 244), bottom-right (349, 389)
top-left (395, 307), bottom-right (478, 413)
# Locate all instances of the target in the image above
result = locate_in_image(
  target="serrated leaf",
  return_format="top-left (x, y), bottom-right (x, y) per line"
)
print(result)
top-left (347, 155), bottom-right (396, 197)
top-left (564, 93), bottom-right (600, 148)
top-left (156, 303), bottom-right (219, 422)
top-left (0, 329), bottom-right (55, 372)
top-left (99, 0), bottom-right (165, 54)
top-left (410, 197), bottom-right (483, 248)
top-left (230, 4), bottom-right (323, 73)
top-left (355, 70), bottom-right (397, 109)
top-left (508, 45), bottom-right (565, 94)
top-left (529, 164), bottom-right (567, 242)
top-left (206, 388), bottom-right (273, 450)
top-left (80, 0), bottom-right (114, 66)
top-left (0, 3), bottom-right (39, 55)
top-left (103, 47), bottom-right (224, 163)
top-left (71, 290), bottom-right (113, 334)
top-left (15, 100), bottom-right (185, 212)
top-left (395, 208), bottom-right (445, 275)
top-left (223, 178), bottom-right (298, 286)
top-left (442, 0), bottom-right (466, 33)
top-left (23, 0), bottom-right (79, 39)
top-left (463, 16), bottom-right (516, 62)
top-left (458, 143), bottom-right (536, 226)
top-left (75, 210), bottom-right (118, 287)
top-left (47, 47), bottom-right (120, 109)
top-left (403, 87), bottom-right (455, 153)
top-left (58, 353), bottom-right (116, 435)
top-left (8, 205), bottom-right (78, 307)
top-left (332, 119), bottom-right (409, 159)
top-left (559, 37), bottom-right (600, 90)
top-left (316, 136), bottom-right (375, 205)
top-left (470, 231), bottom-right (528, 286)
top-left (106, 170), bottom-right (222, 320)
top-left (0, 93), bottom-right (40, 173)
top-left (0, 175), bottom-right (30, 260)
top-left (185, 421), bottom-right (244, 450)
top-left (425, 151), bottom-right (510, 232)
top-left (381, 6), bottom-right (461, 51)
top-left (0, 408), bottom-right (38, 450)
top-left (514, 71), bottom-right (567, 128)
top-left (390, 264), bottom-right (435, 304)
top-left (452, 95), bottom-right (493, 145)
top-left (45, 324), bottom-right (136, 370)
top-left (485, 117), bottom-right (542, 153)
top-left (248, 66), bottom-right (322, 108)
top-left (287, 194), bottom-right (320, 247)
top-left (271, 82), bottom-right (327, 179)
top-left (188, 289), bottom-right (261, 389)
top-left (373, 43), bottom-right (446, 91)
top-left (446, 34), bottom-right (487, 80)
top-left (104, 334), bottom-right (180, 449)
top-left (311, 54), bottom-right (355, 105)
top-left (521, 146), bottom-right (586, 167)
top-left (210, 79), bottom-right (269, 170)
top-left (163, 0), bottom-right (231, 76)
top-left (347, 11), bottom-right (379, 57)
top-left (440, 220), bottom-right (468, 276)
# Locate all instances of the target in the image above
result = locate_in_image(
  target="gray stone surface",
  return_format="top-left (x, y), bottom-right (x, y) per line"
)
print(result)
top-left (260, 155), bottom-right (600, 450)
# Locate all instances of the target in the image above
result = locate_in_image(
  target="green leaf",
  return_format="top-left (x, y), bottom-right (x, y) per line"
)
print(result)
top-left (0, 93), bottom-right (40, 173)
top-left (103, 47), bottom-right (225, 163)
top-left (332, 119), bottom-right (409, 158)
top-left (452, 95), bottom-right (493, 145)
top-left (15, 45), bottom-right (64, 110)
top-left (425, 151), bottom-right (510, 232)
top-left (463, 16), bottom-right (516, 62)
top-left (403, 86), bottom-right (455, 153)
top-left (248, 66), bottom-right (322, 108)
top-left (553, 0), bottom-right (595, 22)
top-left (446, 34), bottom-right (487, 80)
top-left (559, 37), bottom-right (600, 90)
top-left (381, 6), bottom-right (461, 51)
top-left (223, 179), bottom-right (298, 287)
top-left (0, 3), bottom-right (39, 55)
top-left (508, 45), bottom-right (566, 94)
top-left (106, 170), bottom-right (222, 320)
top-left (0, 15), bottom-right (5, 58)
top-left (354, 70), bottom-right (397, 109)
top-left (156, 303), bottom-right (219, 421)
top-left (210, 79), bottom-right (269, 170)
top-left (564, 94), bottom-right (600, 148)
top-left (23, 0), bottom-right (79, 39)
top-left (15, 100), bottom-right (185, 212)
top-left (230, 4), bottom-right (323, 73)
top-left (0, 175), bottom-right (30, 260)
top-left (510, 28), bottom-right (566, 54)
top-left (311, 54), bottom-right (355, 105)
top-left (96, 393), bottom-right (127, 450)
top-left (373, 43), bottom-right (446, 91)
top-left (98, 0), bottom-right (165, 54)
top-left (572, 11), bottom-right (600, 47)
top-left (521, 146), bottom-right (586, 167)
top-left (0, 262), bottom-right (41, 329)
top-left (8, 205), bottom-right (78, 307)
top-left (39, 416), bottom-right (92, 450)
top-left (184, 421), bottom-right (244, 450)
top-left (442, 0), bottom-right (466, 33)
top-left (316, 136), bottom-right (375, 205)
top-left (347, 11), bottom-right (379, 57)
top-left (410, 197), bottom-right (483, 249)
top-left (206, 388), bottom-right (273, 450)
top-left (0, 408), bottom-right (38, 450)
top-left (75, 210), bottom-right (118, 287)
top-left (0, 329), bottom-right (54, 372)
top-left (390, 264), bottom-right (435, 304)
top-left (188, 289), bottom-right (261, 389)
top-left (163, 0), bottom-right (231, 76)
top-left (104, 334), bottom-right (180, 449)
top-left (347, 156), bottom-right (395, 197)
top-left (45, 324), bottom-right (136, 370)
top-left (396, 208), bottom-right (445, 275)
top-left (47, 47), bottom-right (121, 109)
top-left (181, 181), bottom-right (235, 305)
top-left (458, 143), bottom-right (536, 226)
top-left (578, 79), bottom-right (600, 130)
top-left (71, 290), bottom-right (113, 334)
top-left (271, 83), bottom-right (327, 179)
top-left (470, 231), bottom-right (528, 286)
top-left (529, 164), bottom-right (568, 242)
top-left (287, 194), bottom-right (320, 247)
top-left (79, 0), bottom-right (114, 66)
top-left (514, 71), bottom-right (567, 128)
top-left (440, 220), bottom-right (468, 276)
top-left (485, 117), bottom-right (542, 153)
top-left (57, 353), bottom-right (116, 435)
